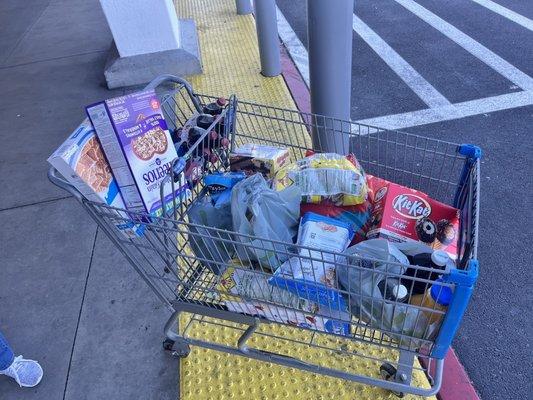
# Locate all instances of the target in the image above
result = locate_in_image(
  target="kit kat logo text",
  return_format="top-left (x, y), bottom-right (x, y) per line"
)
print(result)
top-left (392, 194), bottom-right (431, 219)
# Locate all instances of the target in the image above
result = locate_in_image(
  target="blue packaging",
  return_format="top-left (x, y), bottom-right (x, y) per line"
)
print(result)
top-left (269, 213), bottom-right (354, 311)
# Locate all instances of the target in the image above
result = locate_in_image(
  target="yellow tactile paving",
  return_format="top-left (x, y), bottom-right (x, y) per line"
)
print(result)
top-left (180, 314), bottom-right (436, 400)
top-left (175, 0), bottom-right (311, 152)
top-left (173, 1), bottom-right (436, 398)
top-left (176, 0), bottom-right (296, 108)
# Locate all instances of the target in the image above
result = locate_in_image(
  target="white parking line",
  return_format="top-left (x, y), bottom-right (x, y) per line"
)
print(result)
top-left (394, 0), bottom-right (533, 91)
top-left (355, 90), bottom-right (533, 130)
top-left (275, 3), bottom-right (533, 131)
top-left (276, 5), bottom-right (310, 86)
top-left (276, 7), bottom-right (451, 108)
top-left (470, 0), bottom-right (533, 32)
top-left (352, 15), bottom-right (450, 108)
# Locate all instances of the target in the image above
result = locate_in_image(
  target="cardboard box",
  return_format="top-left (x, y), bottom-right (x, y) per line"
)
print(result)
top-left (230, 143), bottom-right (289, 178)
top-left (86, 90), bottom-right (188, 217)
top-left (47, 119), bottom-right (139, 237)
top-left (367, 175), bottom-right (460, 259)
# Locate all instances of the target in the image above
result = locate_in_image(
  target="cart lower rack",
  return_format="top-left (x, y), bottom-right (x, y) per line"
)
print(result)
top-left (49, 75), bottom-right (480, 397)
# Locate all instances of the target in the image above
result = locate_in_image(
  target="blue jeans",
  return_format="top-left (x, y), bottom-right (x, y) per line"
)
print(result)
top-left (0, 331), bottom-right (15, 370)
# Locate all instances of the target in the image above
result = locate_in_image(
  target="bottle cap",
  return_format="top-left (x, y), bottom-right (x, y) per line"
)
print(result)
top-left (431, 250), bottom-right (449, 267)
top-left (392, 284), bottom-right (408, 301)
top-left (430, 278), bottom-right (453, 306)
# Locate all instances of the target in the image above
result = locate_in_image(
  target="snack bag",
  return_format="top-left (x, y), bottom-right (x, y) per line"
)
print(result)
top-left (273, 153), bottom-right (368, 206)
top-left (300, 200), bottom-right (372, 245)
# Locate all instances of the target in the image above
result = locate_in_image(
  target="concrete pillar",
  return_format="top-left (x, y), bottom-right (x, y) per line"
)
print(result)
top-left (100, 0), bottom-right (202, 89)
top-left (236, 0), bottom-right (253, 15)
top-left (307, 0), bottom-right (354, 153)
top-left (254, 0), bottom-right (281, 77)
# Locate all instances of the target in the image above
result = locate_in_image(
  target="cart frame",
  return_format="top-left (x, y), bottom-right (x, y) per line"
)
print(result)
top-left (48, 75), bottom-right (481, 397)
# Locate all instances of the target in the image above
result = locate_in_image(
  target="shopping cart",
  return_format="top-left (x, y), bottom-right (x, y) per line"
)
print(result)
top-left (48, 75), bottom-right (480, 397)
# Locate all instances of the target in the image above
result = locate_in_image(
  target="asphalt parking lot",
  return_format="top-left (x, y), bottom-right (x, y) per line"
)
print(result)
top-left (276, 0), bottom-right (533, 398)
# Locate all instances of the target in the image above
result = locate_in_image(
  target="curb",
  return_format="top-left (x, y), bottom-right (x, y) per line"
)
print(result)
top-left (279, 44), bottom-right (311, 115)
top-left (279, 40), bottom-right (480, 400)
top-left (421, 349), bottom-right (481, 400)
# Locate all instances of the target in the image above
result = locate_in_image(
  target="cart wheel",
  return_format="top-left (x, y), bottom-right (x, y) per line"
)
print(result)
top-left (163, 338), bottom-right (175, 351)
top-left (171, 343), bottom-right (191, 359)
top-left (379, 363), bottom-right (405, 398)
top-left (380, 362), bottom-right (396, 379)
top-left (163, 339), bottom-right (190, 358)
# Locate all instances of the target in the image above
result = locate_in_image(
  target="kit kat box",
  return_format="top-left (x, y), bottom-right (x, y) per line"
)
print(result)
top-left (366, 175), bottom-right (460, 259)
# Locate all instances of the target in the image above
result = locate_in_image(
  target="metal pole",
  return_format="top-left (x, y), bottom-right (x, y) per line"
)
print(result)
top-left (235, 0), bottom-right (253, 15)
top-left (253, 0), bottom-right (281, 77)
top-left (307, 0), bottom-right (354, 153)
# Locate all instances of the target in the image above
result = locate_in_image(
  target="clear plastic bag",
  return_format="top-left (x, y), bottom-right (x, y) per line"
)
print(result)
top-left (336, 239), bottom-right (431, 349)
top-left (231, 173), bottom-right (301, 269)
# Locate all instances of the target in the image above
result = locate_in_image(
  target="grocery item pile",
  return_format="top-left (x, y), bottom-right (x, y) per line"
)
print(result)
top-left (192, 143), bottom-right (461, 346)
top-left (48, 88), bottom-right (461, 348)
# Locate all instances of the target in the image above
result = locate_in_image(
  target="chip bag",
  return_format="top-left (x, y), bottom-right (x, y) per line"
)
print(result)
top-left (273, 153), bottom-right (368, 206)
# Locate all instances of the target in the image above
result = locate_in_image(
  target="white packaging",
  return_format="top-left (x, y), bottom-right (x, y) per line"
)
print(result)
top-left (269, 213), bottom-right (354, 311)
top-left (47, 119), bottom-right (139, 237)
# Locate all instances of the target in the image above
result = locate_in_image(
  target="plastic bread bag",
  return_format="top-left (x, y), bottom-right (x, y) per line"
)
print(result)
top-left (218, 260), bottom-right (316, 311)
top-left (336, 239), bottom-right (432, 349)
top-left (231, 173), bottom-right (301, 268)
top-left (187, 193), bottom-right (234, 275)
top-left (269, 213), bottom-right (354, 311)
top-left (272, 152), bottom-right (368, 206)
top-left (218, 260), bottom-right (351, 336)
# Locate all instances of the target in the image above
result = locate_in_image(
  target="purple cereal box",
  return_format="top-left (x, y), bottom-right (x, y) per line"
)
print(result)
top-left (87, 89), bottom-right (189, 217)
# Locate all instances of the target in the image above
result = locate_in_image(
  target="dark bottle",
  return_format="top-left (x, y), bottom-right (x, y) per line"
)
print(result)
top-left (378, 278), bottom-right (408, 303)
top-left (203, 97), bottom-right (227, 116)
top-left (196, 114), bottom-right (215, 130)
top-left (402, 250), bottom-right (449, 295)
top-left (170, 127), bottom-right (183, 144)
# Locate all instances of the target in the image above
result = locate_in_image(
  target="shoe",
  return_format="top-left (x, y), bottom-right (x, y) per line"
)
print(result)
top-left (0, 355), bottom-right (43, 387)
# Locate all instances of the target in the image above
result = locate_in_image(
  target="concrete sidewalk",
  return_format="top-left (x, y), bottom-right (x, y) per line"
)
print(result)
top-left (0, 1), bottom-right (177, 399)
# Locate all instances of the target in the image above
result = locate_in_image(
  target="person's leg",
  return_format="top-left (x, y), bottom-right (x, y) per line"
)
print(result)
top-left (0, 331), bottom-right (43, 387)
top-left (0, 331), bottom-right (15, 370)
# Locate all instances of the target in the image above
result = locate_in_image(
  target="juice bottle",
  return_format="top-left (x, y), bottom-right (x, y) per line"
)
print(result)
top-left (410, 278), bottom-right (453, 326)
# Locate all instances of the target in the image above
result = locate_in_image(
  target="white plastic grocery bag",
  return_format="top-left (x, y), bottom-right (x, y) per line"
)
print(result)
top-left (231, 174), bottom-right (301, 269)
top-left (187, 194), bottom-right (234, 275)
top-left (336, 239), bottom-right (432, 349)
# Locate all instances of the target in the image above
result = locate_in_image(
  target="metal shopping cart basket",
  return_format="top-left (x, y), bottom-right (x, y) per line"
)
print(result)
top-left (48, 75), bottom-right (480, 397)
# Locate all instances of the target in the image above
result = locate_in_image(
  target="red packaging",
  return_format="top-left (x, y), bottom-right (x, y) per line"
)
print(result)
top-left (366, 175), bottom-right (460, 259)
